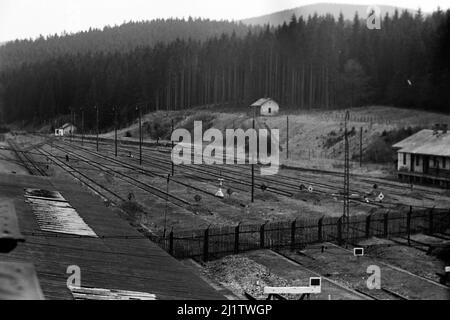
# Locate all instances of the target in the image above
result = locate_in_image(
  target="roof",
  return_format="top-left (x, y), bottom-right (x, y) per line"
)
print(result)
top-left (250, 98), bottom-right (277, 107)
top-left (0, 173), bottom-right (224, 300)
top-left (61, 123), bottom-right (75, 129)
top-left (393, 129), bottom-right (450, 157)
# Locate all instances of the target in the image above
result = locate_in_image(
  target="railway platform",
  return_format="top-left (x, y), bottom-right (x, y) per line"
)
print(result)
top-left (0, 173), bottom-right (225, 300)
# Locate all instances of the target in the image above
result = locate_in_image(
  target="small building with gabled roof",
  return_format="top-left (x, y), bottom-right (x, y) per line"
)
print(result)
top-left (55, 123), bottom-right (77, 136)
top-left (250, 98), bottom-right (279, 116)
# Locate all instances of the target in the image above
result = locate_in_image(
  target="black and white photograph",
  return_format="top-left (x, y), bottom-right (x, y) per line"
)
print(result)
top-left (0, 0), bottom-right (450, 310)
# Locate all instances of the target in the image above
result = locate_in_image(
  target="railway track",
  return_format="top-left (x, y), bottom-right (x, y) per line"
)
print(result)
top-left (36, 148), bottom-right (125, 204)
top-left (149, 153), bottom-right (446, 209)
top-left (272, 249), bottom-right (415, 300)
top-left (14, 135), bottom-right (450, 215)
top-left (53, 141), bottom-right (254, 201)
top-left (105, 141), bottom-right (296, 197)
top-left (47, 143), bottom-right (192, 209)
top-left (68, 138), bottom-right (389, 208)
top-left (7, 139), bottom-right (47, 176)
top-left (59, 139), bottom-right (292, 197)
top-left (268, 249), bottom-right (381, 300)
top-left (67, 136), bottom-right (448, 203)
top-left (64, 136), bottom-right (450, 213)
top-left (116, 142), bottom-right (392, 209)
top-left (324, 241), bottom-right (450, 294)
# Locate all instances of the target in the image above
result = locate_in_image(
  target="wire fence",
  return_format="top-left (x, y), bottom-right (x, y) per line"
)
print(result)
top-left (151, 206), bottom-right (450, 261)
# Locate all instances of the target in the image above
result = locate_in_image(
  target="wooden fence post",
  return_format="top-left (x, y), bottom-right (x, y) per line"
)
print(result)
top-left (428, 207), bottom-right (434, 235)
top-left (234, 223), bottom-right (240, 254)
top-left (365, 215), bottom-right (371, 238)
top-left (203, 227), bottom-right (209, 262)
top-left (169, 229), bottom-right (174, 256)
top-left (384, 211), bottom-right (389, 238)
top-left (337, 217), bottom-right (342, 245)
top-left (318, 217), bottom-right (324, 242)
top-left (407, 206), bottom-right (412, 246)
top-left (291, 220), bottom-right (296, 251)
top-left (447, 210), bottom-right (450, 229)
top-left (260, 223), bottom-right (265, 249)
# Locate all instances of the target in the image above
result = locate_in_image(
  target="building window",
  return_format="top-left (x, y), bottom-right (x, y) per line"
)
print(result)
top-left (268, 108), bottom-right (271, 114)
top-left (403, 153), bottom-right (406, 165)
top-left (443, 157), bottom-right (446, 169)
top-left (416, 155), bottom-right (419, 166)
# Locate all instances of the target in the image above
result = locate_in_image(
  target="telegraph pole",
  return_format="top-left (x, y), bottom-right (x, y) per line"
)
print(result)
top-left (251, 106), bottom-right (256, 203)
top-left (73, 110), bottom-right (77, 142)
top-left (70, 108), bottom-right (73, 143)
top-left (286, 115), bottom-right (289, 159)
top-left (343, 111), bottom-right (350, 244)
top-left (171, 119), bottom-right (174, 176)
top-left (137, 106), bottom-right (142, 165)
top-left (114, 107), bottom-right (118, 157)
top-left (360, 127), bottom-right (363, 167)
top-left (81, 107), bottom-right (84, 146)
top-left (95, 105), bottom-right (99, 152)
top-left (163, 174), bottom-right (170, 238)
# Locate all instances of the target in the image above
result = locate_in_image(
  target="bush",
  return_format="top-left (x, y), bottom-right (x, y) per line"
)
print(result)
top-left (362, 126), bottom-right (423, 163)
top-left (182, 112), bottom-right (216, 134)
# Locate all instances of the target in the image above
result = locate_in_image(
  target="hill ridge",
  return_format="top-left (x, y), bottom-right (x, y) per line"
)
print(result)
top-left (241, 2), bottom-right (422, 26)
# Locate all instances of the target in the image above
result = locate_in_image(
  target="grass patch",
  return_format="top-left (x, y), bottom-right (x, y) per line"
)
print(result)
top-left (362, 126), bottom-right (423, 163)
top-left (182, 112), bottom-right (216, 134)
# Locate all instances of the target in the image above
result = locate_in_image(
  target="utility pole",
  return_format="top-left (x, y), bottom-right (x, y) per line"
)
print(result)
top-left (360, 127), bottom-right (363, 167)
top-left (114, 107), bottom-right (118, 157)
top-left (73, 111), bottom-right (77, 142)
top-left (171, 119), bottom-right (174, 176)
top-left (70, 108), bottom-right (73, 143)
top-left (251, 106), bottom-right (256, 203)
top-left (286, 115), bottom-right (289, 159)
top-left (137, 106), bottom-right (142, 165)
top-left (163, 174), bottom-right (170, 238)
top-left (343, 111), bottom-right (350, 245)
top-left (95, 105), bottom-right (99, 152)
top-left (81, 108), bottom-right (84, 146)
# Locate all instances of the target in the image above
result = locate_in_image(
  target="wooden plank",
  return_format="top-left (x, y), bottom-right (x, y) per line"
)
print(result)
top-left (25, 194), bottom-right (97, 237)
top-left (69, 286), bottom-right (156, 300)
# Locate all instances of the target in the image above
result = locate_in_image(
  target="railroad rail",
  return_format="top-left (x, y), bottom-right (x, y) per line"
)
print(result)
top-left (7, 139), bottom-right (47, 176)
top-left (36, 148), bottom-right (125, 204)
top-left (47, 142), bottom-right (192, 209)
top-left (65, 135), bottom-right (448, 207)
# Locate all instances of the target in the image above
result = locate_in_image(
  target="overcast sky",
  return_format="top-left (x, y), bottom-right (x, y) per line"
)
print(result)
top-left (1, 0), bottom-right (449, 42)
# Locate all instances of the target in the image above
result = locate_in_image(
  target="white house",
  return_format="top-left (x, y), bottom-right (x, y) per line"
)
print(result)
top-left (250, 98), bottom-right (279, 116)
top-left (55, 123), bottom-right (77, 136)
top-left (393, 125), bottom-right (450, 188)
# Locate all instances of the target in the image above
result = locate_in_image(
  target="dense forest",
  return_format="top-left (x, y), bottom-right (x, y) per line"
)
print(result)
top-left (0, 10), bottom-right (449, 129)
top-left (0, 18), bottom-right (256, 70)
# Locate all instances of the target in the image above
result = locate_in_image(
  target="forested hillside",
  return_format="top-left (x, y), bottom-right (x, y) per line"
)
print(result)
top-left (0, 10), bottom-right (449, 130)
top-left (0, 18), bottom-right (256, 70)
